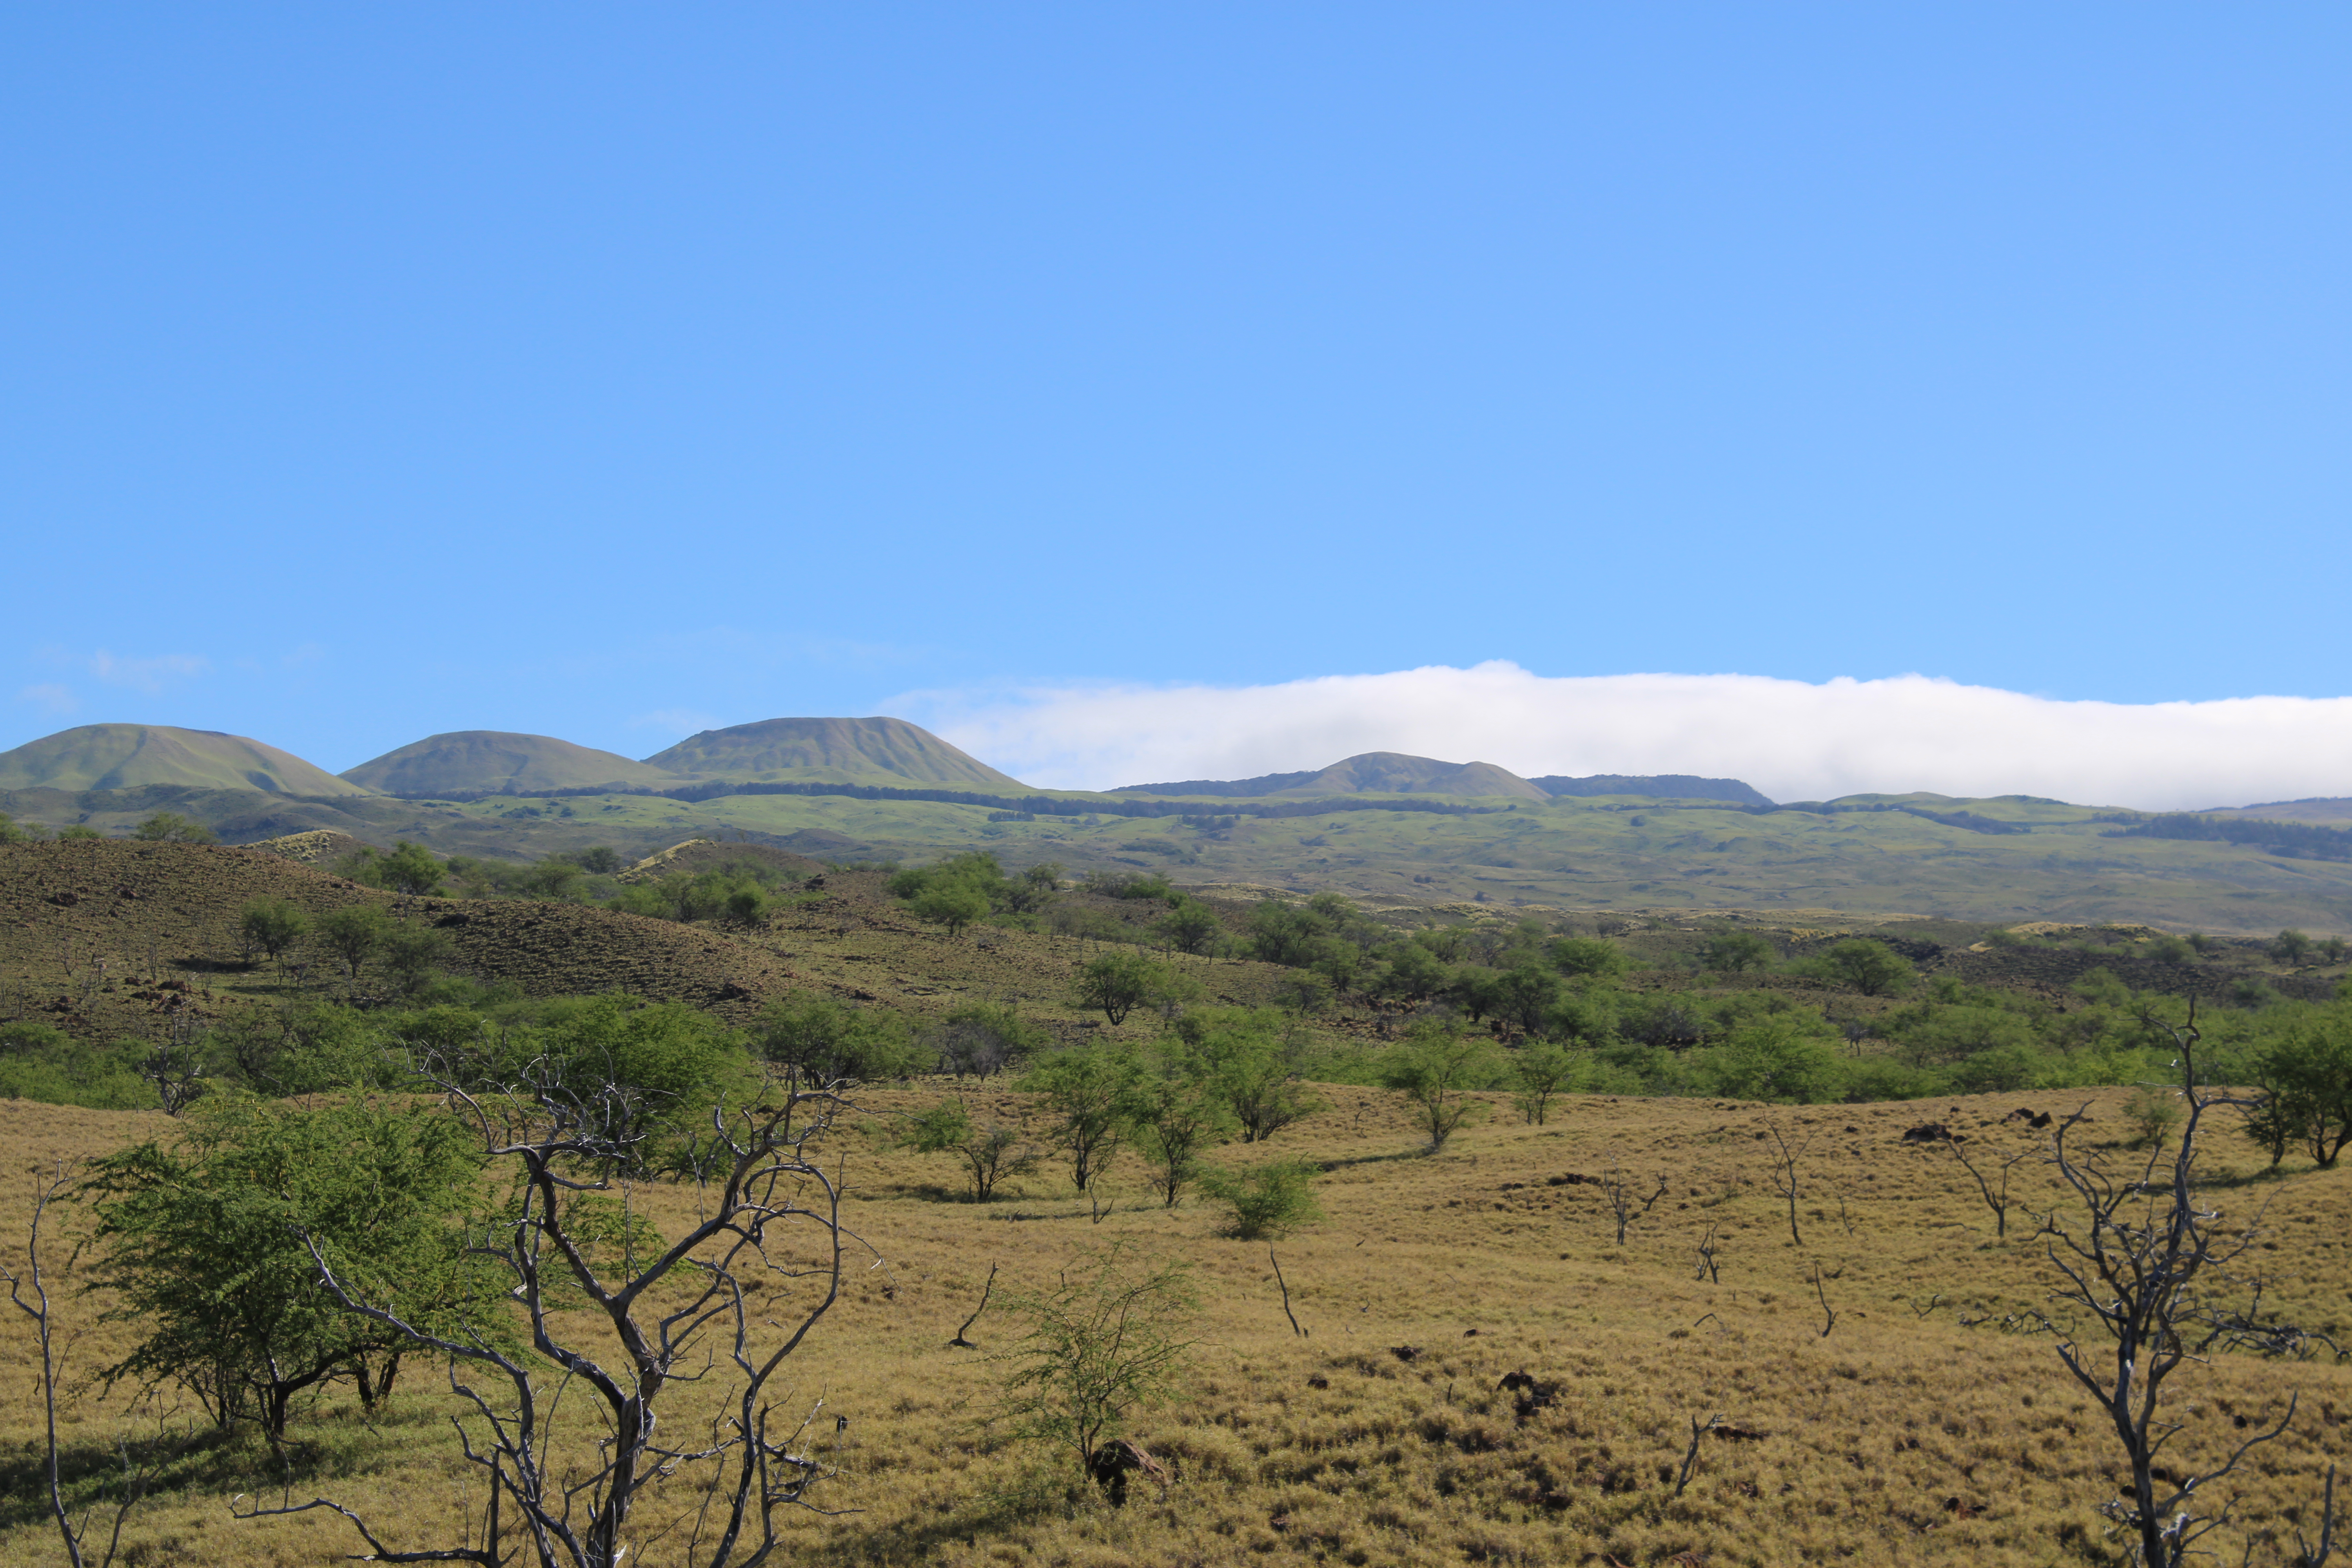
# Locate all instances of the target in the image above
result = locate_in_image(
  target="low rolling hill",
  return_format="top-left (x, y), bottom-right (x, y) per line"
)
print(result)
top-left (341, 730), bottom-right (680, 796)
top-left (0, 724), bottom-right (370, 797)
top-left (0, 839), bottom-right (797, 1036)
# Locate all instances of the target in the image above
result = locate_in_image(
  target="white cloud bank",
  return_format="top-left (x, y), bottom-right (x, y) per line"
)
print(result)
top-left (900, 663), bottom-right (2352, 810)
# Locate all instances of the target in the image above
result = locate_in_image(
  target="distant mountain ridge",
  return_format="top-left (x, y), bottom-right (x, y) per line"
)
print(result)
top-left (0, 724), bottom-right (371, 797)
top-left (1115, 753), bottom-right (1770, 805)
top-left (642, 716), bottom-right (1025, 789)
top-left (342, 731), bottom-right (679, 796)
top-left (1117, 751), bottom-right (1548, 800)
top-left (2198, 797), bottom-right (2352, 827)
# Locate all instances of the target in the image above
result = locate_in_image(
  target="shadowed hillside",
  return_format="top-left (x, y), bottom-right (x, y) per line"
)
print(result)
top-left (644, 716), bottom-right (1026, 787)
top-left (341, 730), bottom-right (680, 796)
top-left (0, 724), bottom-right (371, 796)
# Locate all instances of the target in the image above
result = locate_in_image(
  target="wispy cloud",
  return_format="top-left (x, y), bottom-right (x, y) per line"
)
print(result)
top-left (896, 662), bottom-right (2352, 811)
top-left (87, 650), bottom-right (209, 694)
top-left (14, 684), bottom-right (78, 716)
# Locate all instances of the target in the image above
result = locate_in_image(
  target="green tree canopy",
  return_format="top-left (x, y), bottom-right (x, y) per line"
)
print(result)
top-left (2245, 1007), bottom-right (2352, 1167)
top-left (238, 895), bottom-right (310, 969)
top-left (316, 905), bottom-right (392, 980)
top-left (1690, 1017), bottom-right (1842, 1103)
top-left (1378, 1025), bottom-right (1497, 1151)
top-left (1818, 938), bottom-right (1914, 996)
top-left (900, 1099), bottom-right (1040, 1200)
top-left (1156, 896), bottom-right (1223, 955)
top-left (1022, 1043), bottom-right (1145, 1191)
top-left (352, 841), bottom-right (447, 896)
top-left (1245, 900), bottom-right (1329, 967)
top-left (132, 811), bottom-right (218, 844)
top-left (754, 995), bottom-right (917, 1083)
top-left (1172, 1008), bottom-right (1323, 1143)
top-left (1071, 951), bottom-right (1180, 1026)
top-left (1697, 930), bottom-right (1775, 972)
top-left (1547, 936), bottom-right (1630, 979)
top-left (82, 1095), bottom-right (503, 1437)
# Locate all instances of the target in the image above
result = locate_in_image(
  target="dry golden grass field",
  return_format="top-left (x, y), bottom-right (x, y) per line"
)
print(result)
top-left (4, 1077), bottom-right (2346, 1568)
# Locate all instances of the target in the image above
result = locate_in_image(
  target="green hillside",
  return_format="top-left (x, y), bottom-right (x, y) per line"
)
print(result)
top-left (341, 730), bottom-right (679, 795)
top-left (11, 755), bottom-right (2352, 935)
top-left (641, 715), bottom-right (1026, 788)
top-left (0, 724), bottom-right (370, 796)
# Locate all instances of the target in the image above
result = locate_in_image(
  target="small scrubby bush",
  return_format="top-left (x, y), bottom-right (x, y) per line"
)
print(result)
top-left (1197, 1158), bottom-right (1322, 1240)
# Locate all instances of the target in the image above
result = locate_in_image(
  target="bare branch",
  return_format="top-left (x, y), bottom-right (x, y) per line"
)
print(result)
top-left (1269, 1249), bottom-right (1307, 1338)
top-left (1675, 1414), bottom-right (1725, 1496)
top-left (949, 1263), bottom-right (998, 1349)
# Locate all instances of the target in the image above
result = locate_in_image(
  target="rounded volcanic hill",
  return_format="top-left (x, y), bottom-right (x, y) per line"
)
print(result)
top-left (0, 724), bottom-right (370, 796)
top-left (341, 730), bottom-right (681, 796)
top-left (641, 716), bottom-right (1025, 788)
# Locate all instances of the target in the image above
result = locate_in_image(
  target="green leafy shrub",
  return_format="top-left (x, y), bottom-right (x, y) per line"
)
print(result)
top-left (997, 1243), bottom-right (1198, 1485)
top-left (1197, 1158), bottom-right (1322, 1239)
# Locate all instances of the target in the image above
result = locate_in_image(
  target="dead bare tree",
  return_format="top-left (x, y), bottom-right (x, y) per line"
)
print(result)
top-left (2296, 1465), bottom-right (2339, 1566)
top-left (1693, 1222), bottom-right (1722, 1283)
top-left (238, 1060), bottom-right (871, 1568)
top-left (949, 1263), bottom-right (998, 1349)
top-left (1269, 1248), bottom-right (1307, 1338)
top-left (1765, 1122), bottom-right (1815, 1246)
top-left (1674, 1413), bottom-right (1726, 1497)
top-left (4, 1163), bottom-right (160, 1568)
top-left (2032, 1005), bottom-right (2328, 1567)
top-left (1595, 1153), bottom-right (1667, 1246)
top-left (1810, 1261), bottom-right (1836, 1338)
top-left (141, 1007), bottom-right (208, 1115)
top-left (1947, 1133), bottom-right (2034, 1239)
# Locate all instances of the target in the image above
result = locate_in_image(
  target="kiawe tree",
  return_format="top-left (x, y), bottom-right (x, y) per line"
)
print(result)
top-left (82, 1094), bottom-right (497, 1439)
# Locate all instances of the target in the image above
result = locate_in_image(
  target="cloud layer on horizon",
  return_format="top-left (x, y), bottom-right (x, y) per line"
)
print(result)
top-left (900, 663), bottom-right (2352, 810)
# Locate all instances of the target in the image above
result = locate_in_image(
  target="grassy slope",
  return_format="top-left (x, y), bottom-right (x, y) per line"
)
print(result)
top-left (4, 843), bottom-right (2348, 1564)
top-left (3, 1086), bottom-right (2345, 1567)
top-left (432, 789), bottom-right (2352, 935)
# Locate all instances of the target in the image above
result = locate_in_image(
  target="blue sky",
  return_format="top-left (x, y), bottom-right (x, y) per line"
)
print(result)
top-left (5, 4), bottom-right (2348, 789)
